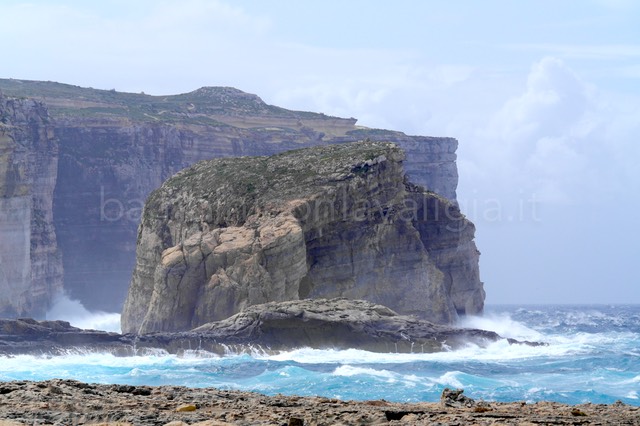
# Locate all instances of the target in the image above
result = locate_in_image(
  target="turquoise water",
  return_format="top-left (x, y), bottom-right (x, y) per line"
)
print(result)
top-left (2, 305), bottom-right (639, 405)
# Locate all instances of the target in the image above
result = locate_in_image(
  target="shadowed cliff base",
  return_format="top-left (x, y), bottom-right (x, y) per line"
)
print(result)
top-left (121, 142), bottom-right (484, 333)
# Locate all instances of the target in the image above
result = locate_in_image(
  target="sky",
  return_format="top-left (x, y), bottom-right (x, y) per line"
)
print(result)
top-left (1, 0), bottom-right (639, 305)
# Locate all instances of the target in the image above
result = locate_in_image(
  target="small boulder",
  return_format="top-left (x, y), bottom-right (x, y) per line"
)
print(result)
top-left (176, 403), bottom-right (197, 412)
top-left (440, 388), bottom-right (475, 408)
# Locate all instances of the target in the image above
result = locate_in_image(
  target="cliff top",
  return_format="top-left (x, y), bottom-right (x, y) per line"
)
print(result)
top-left (144, 141), bottom-right (404, 227)
top-left (0, 79), bottom-right (461, 145)
top-left (0, 78), bottom-right (357, 131)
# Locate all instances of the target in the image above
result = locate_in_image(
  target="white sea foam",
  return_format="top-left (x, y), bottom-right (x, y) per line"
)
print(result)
top-left (263, 335), bottom-right (586, 365)
top-left (46, 293), bottom-right (121, 332)
top-left (333, 365), bottom-right (398, 381)
top-left (432, 371), bottom-right (464, 388)
top-left (0, 351), bottom-right (213, 373)
top-left (2, 305), bottom-right (638, 405)
top-left (458, 312), bottom-right (544, 341)
top-left (332, 365), bottom-right (423, 388)
top-left (620, 375), bottom-right (640, 384)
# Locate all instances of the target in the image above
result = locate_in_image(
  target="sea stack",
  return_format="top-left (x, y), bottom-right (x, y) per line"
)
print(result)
top-left (121, 141), bottom-right (484, 333)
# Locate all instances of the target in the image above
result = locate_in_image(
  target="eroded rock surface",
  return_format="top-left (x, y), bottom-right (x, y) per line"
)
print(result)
top-left (0, 80), bottom-right (476, 317)
top-left (0, 379), bottom-right (637, 426)
top-left (2, 299), bottom-right (536, 356)
top-left (121, 143), bottom-right (483, 333)
top-left (0, 93), bottom-right (62, 317)
top-left (191, 298), bottom-right (498, 353)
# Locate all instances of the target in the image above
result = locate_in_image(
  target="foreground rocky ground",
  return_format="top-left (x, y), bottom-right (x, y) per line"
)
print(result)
top-left (0, 380), bottom-right (637, 425)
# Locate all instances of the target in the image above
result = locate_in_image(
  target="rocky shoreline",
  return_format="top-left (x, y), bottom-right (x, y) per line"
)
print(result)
top-left (1, 299), bottom-right (543, 356)
top-left (0, 379), bottom-right (637, 425)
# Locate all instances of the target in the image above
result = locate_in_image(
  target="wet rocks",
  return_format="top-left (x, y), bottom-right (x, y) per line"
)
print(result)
top-left (191, 298), bottom-right (500, 353)
top-left (1, 299), bottom-right (507, 355)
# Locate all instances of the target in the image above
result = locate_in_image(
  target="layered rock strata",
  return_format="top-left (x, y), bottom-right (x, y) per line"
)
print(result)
top-left (0, 93), bottom-right (62, 317)
top-left (2, 299), bottom-right (513, 356)
top-left (0, 79), bottom-right (476, 316)
top-left (190, 298), bottom-right (498, 353)
top-left (121, 142), bottom-right (484, 333)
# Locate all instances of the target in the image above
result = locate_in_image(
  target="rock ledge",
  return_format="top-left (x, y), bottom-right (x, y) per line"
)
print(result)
top-left (1, 299), bottom-right (531, 356)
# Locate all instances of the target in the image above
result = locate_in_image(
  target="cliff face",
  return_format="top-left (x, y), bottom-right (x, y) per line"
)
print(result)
top-left (121, 142), bottom-right (483, 333)
top-left (52, 123), bottom-right (459, 313)
top-left (0, 93), bottom-right (63, 317)
top-left (0, 79), bottom-right (478, 317)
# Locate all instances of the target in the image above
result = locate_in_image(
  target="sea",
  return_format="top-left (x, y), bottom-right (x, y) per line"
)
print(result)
top-left (2, 304), bottom-right (639, 406)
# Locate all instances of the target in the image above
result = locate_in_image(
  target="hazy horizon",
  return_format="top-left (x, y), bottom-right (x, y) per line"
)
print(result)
top-left (2, 0), bottom-right (638, 305)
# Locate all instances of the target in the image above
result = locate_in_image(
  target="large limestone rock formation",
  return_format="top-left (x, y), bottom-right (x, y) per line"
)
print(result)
top-left (0, 79), bottom-right (474, 316)
top-left (122, 142), bottom-right (484, 333)
top-left (0, 93), bottom-right (63, 317)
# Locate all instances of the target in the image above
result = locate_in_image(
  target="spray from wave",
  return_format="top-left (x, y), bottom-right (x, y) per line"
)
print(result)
top-left (458, 311), bottom-right (544, 341)
top-left (46, 293), bottom-right (121, 332)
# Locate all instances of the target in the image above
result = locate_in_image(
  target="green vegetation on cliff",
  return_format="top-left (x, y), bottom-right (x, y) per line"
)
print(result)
top-left (1, 78), bottom-right (470, 318)
top-left (144, 141), bottom-right (398, 226)
top-left (124, 140), bottom-right (485, 333)
top-left (0, 79), bottom-right (336, 125)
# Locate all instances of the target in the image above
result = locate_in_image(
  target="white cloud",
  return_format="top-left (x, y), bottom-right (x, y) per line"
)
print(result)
top-left (504, 43), bottom-right (640, 60)
top-left (591, 0), bottom-right (639, 11)
top-left (0, 0), bottom-right (272, 93)
top-left (265, 47), bottom-right (483, 136)
top-left (460, 57), bottom-right (627, 205)
top-left (492, 58), bottom-right (588, 141)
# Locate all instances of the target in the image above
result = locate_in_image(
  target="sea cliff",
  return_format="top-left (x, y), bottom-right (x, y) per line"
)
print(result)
top-left (0, 79), bottom-right (478, 318)
top-left (121, 142), bottom-right (483, 333)
top-left (0, 93), bottom-right (63, 317)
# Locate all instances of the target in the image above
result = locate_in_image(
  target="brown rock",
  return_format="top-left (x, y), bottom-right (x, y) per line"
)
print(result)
top-left (191, 298), bottom-right (501, 353)
top-left (571, 407), bottom-right (588, 416)
top-left (0, 380), bottom-right (637, 426)
top-left (175, 403), bottom-right (197, 412)
top-left (0, 80), bottom-right (471, 318)
top-left (90, 424), bottom-right (133, 426)
top-left (122, 142), bottom-right (483, 333)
